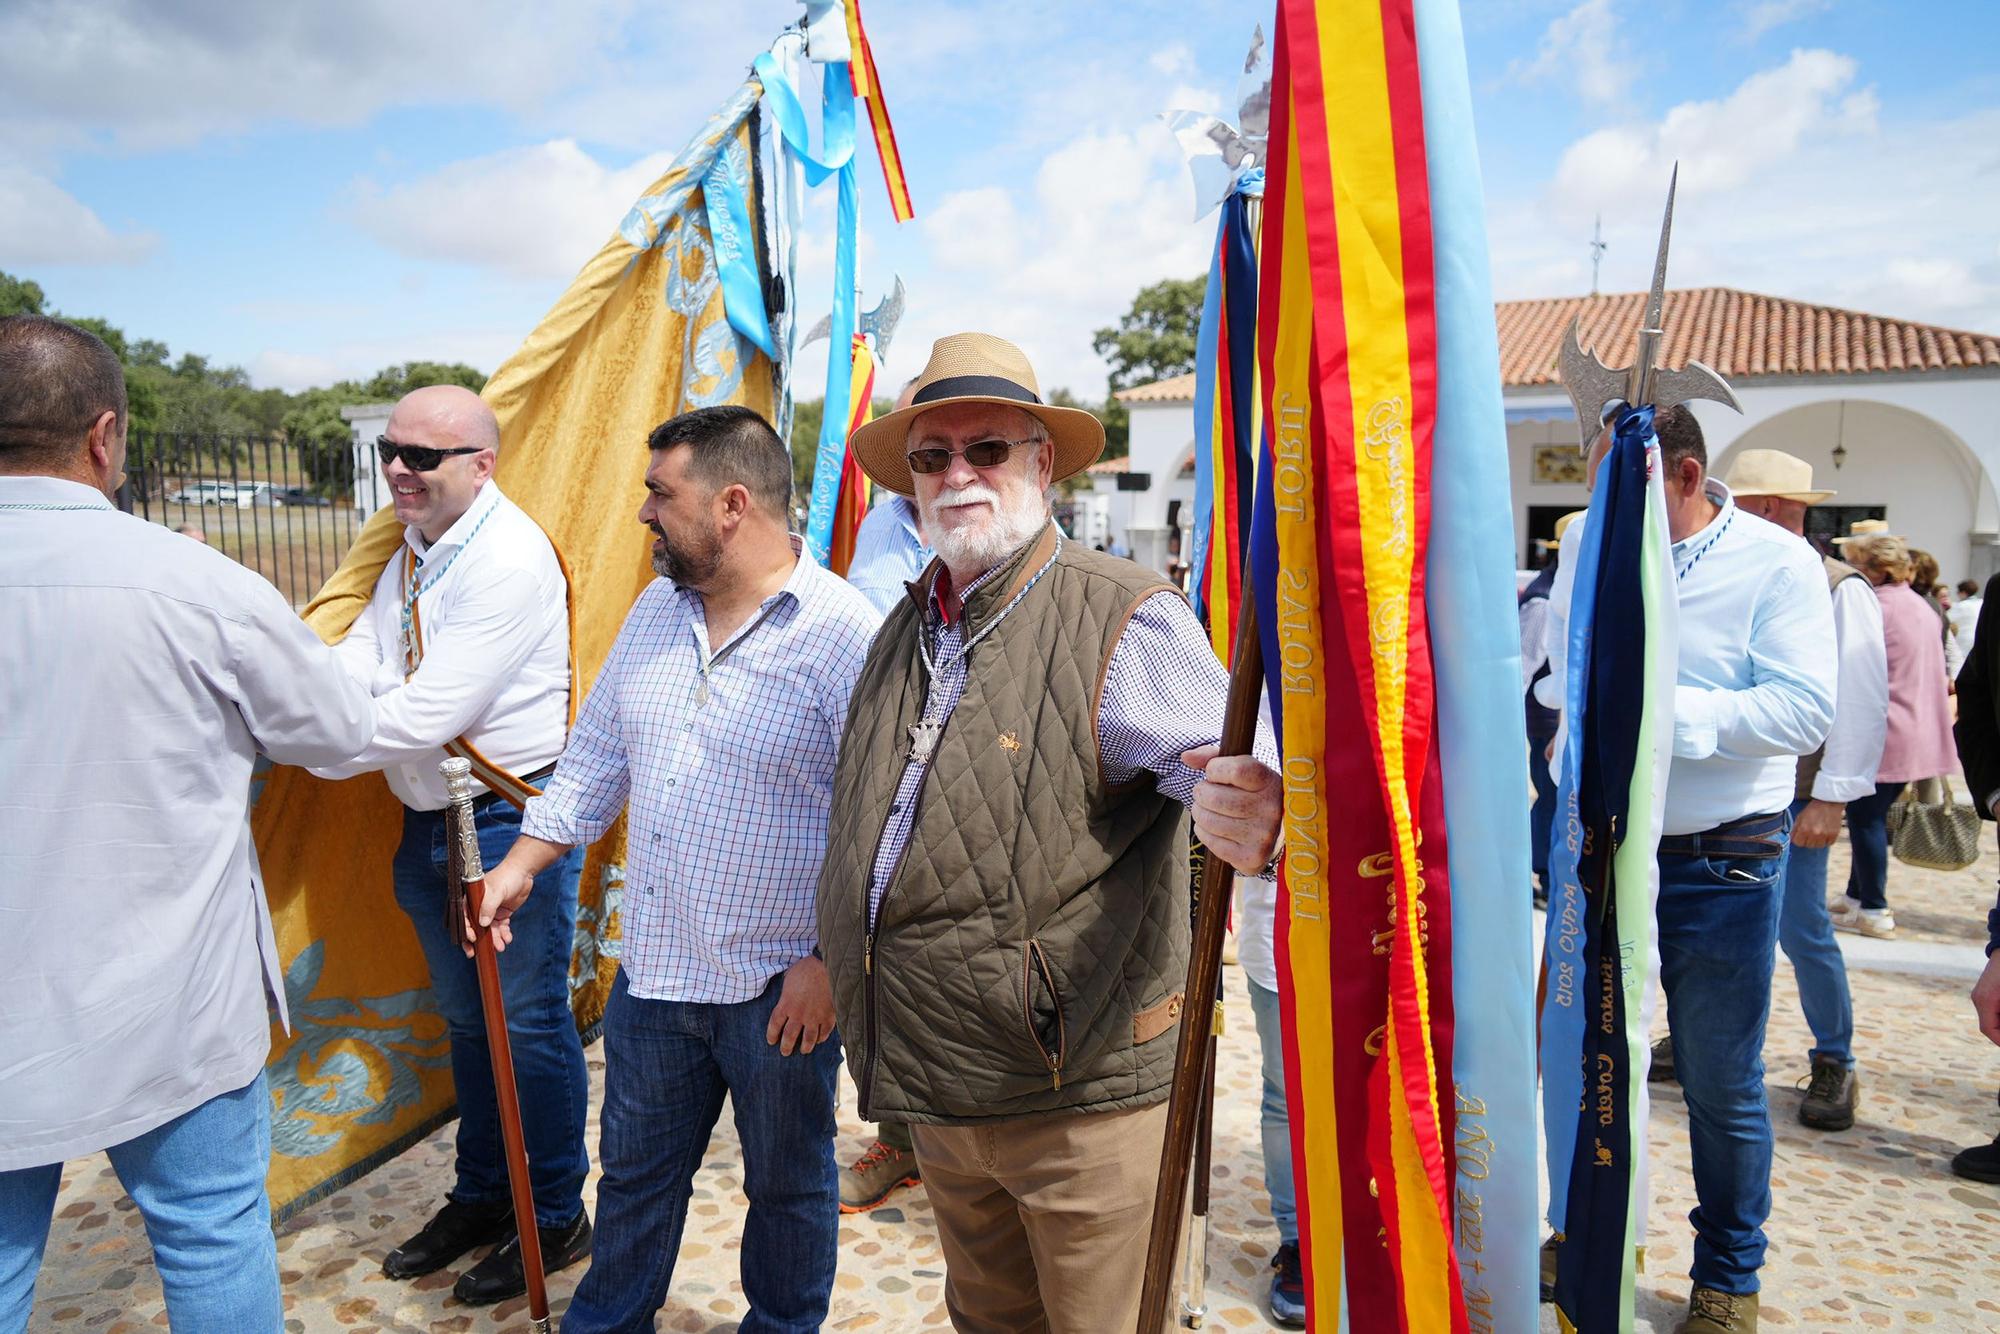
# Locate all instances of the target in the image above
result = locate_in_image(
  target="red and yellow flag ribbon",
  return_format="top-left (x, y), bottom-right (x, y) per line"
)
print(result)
top-left (843, 0), bottom-right (915, 223)
top-left (828, 333), bottom-right (877, 577)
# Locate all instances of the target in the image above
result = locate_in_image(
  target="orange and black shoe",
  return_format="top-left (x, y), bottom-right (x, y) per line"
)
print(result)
top-left (839, 1138), bottom-right (922, 1214)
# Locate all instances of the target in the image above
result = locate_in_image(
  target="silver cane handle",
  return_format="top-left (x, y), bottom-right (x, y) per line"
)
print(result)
top-left (438, 757), bottom-right (486, 881)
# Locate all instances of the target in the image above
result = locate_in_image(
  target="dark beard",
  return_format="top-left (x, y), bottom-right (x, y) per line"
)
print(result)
top-left (650, 523), bottom-right (723, 587)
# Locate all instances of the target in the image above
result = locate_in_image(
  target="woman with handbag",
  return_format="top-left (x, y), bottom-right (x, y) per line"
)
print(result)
top-left (1832, 533), bottom-right (1959, 938)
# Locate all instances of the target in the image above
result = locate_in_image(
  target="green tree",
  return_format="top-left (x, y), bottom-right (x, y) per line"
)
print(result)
top-left (1091, 276), bottom-right (1203, 456)
top-left (0, 271), bottom-right (46, 316)
top-left (362, 361), bottom-right (488, 400)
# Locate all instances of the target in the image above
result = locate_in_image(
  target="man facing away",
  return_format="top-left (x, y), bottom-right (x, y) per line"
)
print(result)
top-left (0, 315), bottom-right (375, 1328)
top-left (816, 332), bottom-right (1283, 1333)
top-left (1723, 449), bottom-right (1886, 1134)
top-left (478, 406), bottom-right (882, 1333)
top-left (1540, 408), bottom-right (1835, 1334)
top-left (306, 385), bottom-right (591, 1304)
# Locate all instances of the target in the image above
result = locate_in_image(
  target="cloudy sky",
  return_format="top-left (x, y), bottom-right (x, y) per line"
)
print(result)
top-left (2, 0), bottom-right (1995, 399)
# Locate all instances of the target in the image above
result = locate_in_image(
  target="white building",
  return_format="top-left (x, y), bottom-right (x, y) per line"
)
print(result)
top-left (1116, 287), bottom-right (2000, 582)
top-left (339, 402), bottom-right (396, 521)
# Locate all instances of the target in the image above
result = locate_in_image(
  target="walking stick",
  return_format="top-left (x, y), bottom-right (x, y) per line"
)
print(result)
top-left (1139, 594), bottom-right (1263, 1332)
top-left (441, 757), bottom-right (552, 1334)
top-left (1178, 1026), bottom-right (1218, 1328)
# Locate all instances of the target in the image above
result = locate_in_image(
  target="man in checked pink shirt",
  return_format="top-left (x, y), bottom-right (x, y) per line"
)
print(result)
top-left (815, 333), bottom-right (1282, 1333)
top-left (478, 406), bottom-right (882, 1333)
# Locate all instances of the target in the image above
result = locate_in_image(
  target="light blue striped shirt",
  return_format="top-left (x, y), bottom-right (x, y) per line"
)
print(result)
top-left (523, 539), bottom-right (883, 1003)
top-left (847, 494), bottom-right (930, 615)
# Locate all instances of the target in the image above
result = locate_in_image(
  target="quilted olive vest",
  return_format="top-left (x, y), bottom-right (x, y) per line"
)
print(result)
top-left (816, 523), bottom-right (1192, 1125)
top-left (1796, 555), bottom-right (1865, 802)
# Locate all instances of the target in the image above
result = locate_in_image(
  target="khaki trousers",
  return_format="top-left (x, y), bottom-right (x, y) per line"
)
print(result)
top-left (912, 1100), bottom-right (1178, 1334)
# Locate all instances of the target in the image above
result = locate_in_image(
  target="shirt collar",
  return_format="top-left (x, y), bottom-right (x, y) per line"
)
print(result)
top-left (0, 475), bottom-right (115, 508)
top-left (676, 532), bottom-right (816, 614)
top-left (405, 480), bottom-right (502, 560)
top-left (1672, 477), bottom-right (1735, 558)
top-left (928, 552), bottom-right (1013, 628)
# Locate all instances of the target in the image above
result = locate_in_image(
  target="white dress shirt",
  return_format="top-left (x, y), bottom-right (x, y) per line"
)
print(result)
top-left (310, 481), bottom-right (570, 810)
top-left (1, 475), bottom-right (374, 1169)
top-left (1813, 573), bottom-right (1888, 803)
top-left (1533, 481), bottom-right (1836, 835)
top-left (1948, 595), bottom-right (1981, 679)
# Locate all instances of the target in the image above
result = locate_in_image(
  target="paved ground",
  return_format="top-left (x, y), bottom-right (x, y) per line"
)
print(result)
top-left (24, 841), bottom-right (2000, 1333)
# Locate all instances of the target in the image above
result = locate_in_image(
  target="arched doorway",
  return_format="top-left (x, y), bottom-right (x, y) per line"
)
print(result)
top-left (1712, 400), bottom-right (1997, 582)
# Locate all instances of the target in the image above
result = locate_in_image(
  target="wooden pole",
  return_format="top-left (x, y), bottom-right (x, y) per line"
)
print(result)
top-left (1138, 592), bottom-right (1263, 1332)
top-left (442, 760), bottom-right (551, 1334)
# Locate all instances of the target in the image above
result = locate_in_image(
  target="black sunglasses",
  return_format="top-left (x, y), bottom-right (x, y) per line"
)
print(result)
top-left (905, 436), bottom-right (1037, 476)
top-left (377, 436), bottom-right (485, 472)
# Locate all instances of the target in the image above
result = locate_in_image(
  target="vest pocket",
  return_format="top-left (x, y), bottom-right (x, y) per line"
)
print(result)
top-left (1023, 938), bottom-right (1067, 1091)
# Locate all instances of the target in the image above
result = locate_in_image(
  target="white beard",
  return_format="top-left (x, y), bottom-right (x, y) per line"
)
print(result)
top-left (925, 479), bottom-right (1049, 574)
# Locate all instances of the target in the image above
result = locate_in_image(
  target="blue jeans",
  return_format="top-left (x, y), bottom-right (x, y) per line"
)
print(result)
top-left (1529, 735), bottom-right (1559, 890)
top-left (1245, 979), bottom-right (1299, 1246)
top-left (1657, 818), bottom-right (1788, 1295)
top-left (1776, 796), bottom-right (1855, 1066)
top-left (393, 797), bottom-right (588, 1227)
top-left (0, 1074), bottom-right (280, 1332)
top-left (1843, 780), bottom-right (1907, 910)
top-left (563, 968), bottom-right (840, 1334)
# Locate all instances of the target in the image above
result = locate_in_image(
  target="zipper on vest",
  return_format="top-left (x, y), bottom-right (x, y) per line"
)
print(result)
top-left (1024, 939), bottom-right (1067, 1092)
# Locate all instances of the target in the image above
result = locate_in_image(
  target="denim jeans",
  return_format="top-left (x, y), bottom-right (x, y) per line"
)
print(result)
top-left (1843, 780), bottom-right (1907, 910)
top-left (1529, 735), bottom-right (1559, 890)
top-left (1775, 796), bottom-right (1855, 1066)
top-left (392, 797), bottom-right (589, 1227)
top-left (1657, 816), bottom-right (1789, 1295)
top-left (1245, 979), bottom-right (1299, 1246)
top-left (563, 968), bottom-right (840, 1334)
top-left (0, 1074), bottom-right (280, 1332)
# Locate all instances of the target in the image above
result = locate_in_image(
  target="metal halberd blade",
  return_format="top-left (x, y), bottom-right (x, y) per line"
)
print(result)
top-left (800, 274), bottom-right (908, 364)
top-left (1557, 165), bottom-right (1740, 448)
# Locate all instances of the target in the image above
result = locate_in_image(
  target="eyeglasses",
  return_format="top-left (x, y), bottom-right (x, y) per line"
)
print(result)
top-left (377, 436), bottom-right (485, 472)
top-left (906, 436), bottom-right (1038, 476)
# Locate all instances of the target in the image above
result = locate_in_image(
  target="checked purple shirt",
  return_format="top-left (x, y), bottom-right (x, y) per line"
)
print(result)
top-left (867, 533), bottom-right (1278, 923)
top-left (523, 539), bottom-right (883, 1004)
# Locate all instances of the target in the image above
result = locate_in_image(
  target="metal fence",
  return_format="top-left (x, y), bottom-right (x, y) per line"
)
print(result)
top-left (116, 432), bottom-right (363, 607)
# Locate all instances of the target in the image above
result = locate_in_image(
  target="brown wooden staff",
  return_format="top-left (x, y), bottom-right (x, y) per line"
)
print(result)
top-left (1139, 594), bottom-right (1264, 1332)
top-left (441, 757), bottom-right (551, 1334)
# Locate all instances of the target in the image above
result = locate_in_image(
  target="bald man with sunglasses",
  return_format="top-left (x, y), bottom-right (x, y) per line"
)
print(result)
top-left (308, 384), bottom-right (592, 1305)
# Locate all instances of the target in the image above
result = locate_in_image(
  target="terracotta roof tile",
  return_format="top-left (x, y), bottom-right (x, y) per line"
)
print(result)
top-left (1114, 288), bottom-right (2000, 403)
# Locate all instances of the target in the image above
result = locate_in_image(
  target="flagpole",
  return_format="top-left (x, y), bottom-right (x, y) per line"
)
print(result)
top-left (1139, 591), bottom-right (1262, 1333)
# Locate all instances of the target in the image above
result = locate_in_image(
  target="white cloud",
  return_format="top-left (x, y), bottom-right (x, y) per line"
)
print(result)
top-left (0, 161), bottom-right (157, 265)
top-left (1149, 45), bottom-right (1196, 78)
top-left (1740, 0), bottom-right (1834, 42)
top-left (1509, 0), bottom-right (1624, 106)
top-left (249, 326), bottom-right (520, 394)
top-left (1547, 49), bottom-right (1875, 217)
top-left (344, 140), bottom-right (675, 282)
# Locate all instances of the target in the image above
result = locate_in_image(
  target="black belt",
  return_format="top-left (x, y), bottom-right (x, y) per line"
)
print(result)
top-left (1656, 809), bottom-right (1790, 860)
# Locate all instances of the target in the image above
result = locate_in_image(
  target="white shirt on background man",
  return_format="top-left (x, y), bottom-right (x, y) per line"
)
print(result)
top-left (310, 480), bottom-right (570, 810)
top-left (0, 475), bottom-right (374, 1171)
top-left (1813, 573), bottom-right (1889, 802)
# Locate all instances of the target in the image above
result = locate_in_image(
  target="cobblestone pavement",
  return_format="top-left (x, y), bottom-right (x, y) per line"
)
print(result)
top-left (25, 842), bottom-right (2000, 1333)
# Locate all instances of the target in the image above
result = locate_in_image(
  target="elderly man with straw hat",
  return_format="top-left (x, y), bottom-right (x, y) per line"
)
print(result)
top-left (814, 332), bottom-right (1282, 1332)
top-left (1714, 448), bottom-right (1887, 1131)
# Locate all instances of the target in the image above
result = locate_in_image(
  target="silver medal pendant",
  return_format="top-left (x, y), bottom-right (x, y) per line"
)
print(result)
top-left (908, 718), bottom-right (942, 764)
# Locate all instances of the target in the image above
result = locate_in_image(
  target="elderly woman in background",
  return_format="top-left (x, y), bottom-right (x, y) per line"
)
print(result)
top-left (1834, 534), bottom-right (1959, 937)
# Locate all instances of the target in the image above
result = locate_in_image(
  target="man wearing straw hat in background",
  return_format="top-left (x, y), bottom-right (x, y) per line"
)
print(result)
top-left (1720, 449), bottom-right (1887, 1133)
top-left (814, 332), bottom-right (1282, 1332)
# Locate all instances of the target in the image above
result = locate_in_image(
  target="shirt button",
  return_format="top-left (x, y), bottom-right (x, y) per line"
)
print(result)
top-left (666, 779), bottom-right (677, 788)
top-left (890, 803), bottom-right (902, 814)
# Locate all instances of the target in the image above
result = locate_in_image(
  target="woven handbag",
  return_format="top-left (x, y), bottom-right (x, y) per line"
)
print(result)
top-left (1886, 776), bottom-right (1982, 872)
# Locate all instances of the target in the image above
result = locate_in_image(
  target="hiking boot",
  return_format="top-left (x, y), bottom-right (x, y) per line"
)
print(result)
top-left (381, 1198), bottom-right (513, 1279)
top-left (1538, 1236), bottom-right (1558, 1302)
top-left (1648, 1035), bottom-right (1677, 1084)
top-left (839, 1139), bottom-right (921, 1213)
top-left (1951, 1133), bottom-right (2000, 1183)
top-left (453, 1208), bottom-right (592, 1305)
top-left (1798, 1056), bottom-right (1858, 1131)
top-left (1269, 1241), bottom-right (1306, 1328)
top-left (1682, 1285), bottom-right (1758, 1332)
top-left (1830, 900), bottom-right (1896, 938)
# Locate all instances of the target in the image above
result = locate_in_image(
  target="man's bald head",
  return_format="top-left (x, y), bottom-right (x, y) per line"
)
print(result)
top-left (387, 384), bottom-right (500, 456)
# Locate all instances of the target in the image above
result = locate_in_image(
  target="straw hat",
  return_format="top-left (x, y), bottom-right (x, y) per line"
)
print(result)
top-left (1720, 448), bottom-right (1835, 504)
top-left (847, 332), bottom-right (1105, 497)
top-left (1832, 517), bottom-right (1898, 547)
top-left (1552, 510), bottom-right (1587, 545)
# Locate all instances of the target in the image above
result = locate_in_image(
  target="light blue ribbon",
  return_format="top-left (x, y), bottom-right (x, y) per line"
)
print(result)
top-left (756, 52), bottom-right (860, 562)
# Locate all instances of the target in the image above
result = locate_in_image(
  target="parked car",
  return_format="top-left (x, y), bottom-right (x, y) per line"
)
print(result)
top-left (164, 481), bottom-right (273, 509)
top-left (276, 486), bottom-right (331, 508)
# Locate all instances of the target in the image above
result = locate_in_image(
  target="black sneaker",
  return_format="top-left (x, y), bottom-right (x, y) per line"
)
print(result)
top-left (1951, 1133), bottom-right (2000, 1183)
top-left (1647, 1035), bottom-right (1677, 1084)
top-left (1269, 1241), bottom-right (1306, 1328)
top-left (453, 1208), bottom-right (593, 1306)
top-left (381, 1199), bottom-right (514, 1280)
top-left (1798, 1056), bottom-right (1858, 1131)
